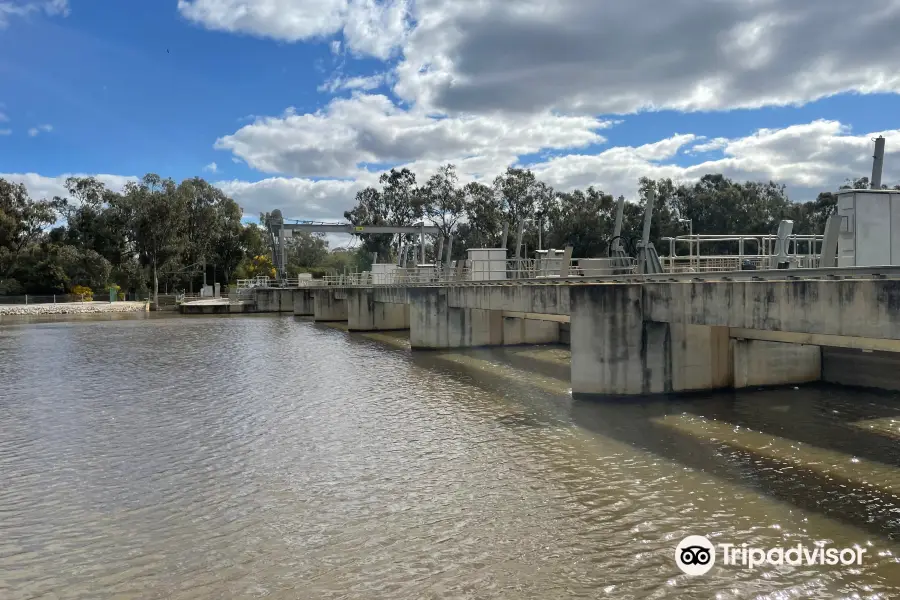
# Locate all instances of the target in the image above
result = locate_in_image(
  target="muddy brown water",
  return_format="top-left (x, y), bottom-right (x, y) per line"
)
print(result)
top-left (1, 313), bottom-right (900, 599)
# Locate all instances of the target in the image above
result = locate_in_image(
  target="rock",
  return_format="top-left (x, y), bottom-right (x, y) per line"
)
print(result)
top-left (0, 301), bottom-right (150, 316)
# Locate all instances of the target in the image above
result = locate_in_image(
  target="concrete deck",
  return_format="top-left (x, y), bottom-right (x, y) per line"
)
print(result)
top-left (179, 298), bottom-right (254, 314)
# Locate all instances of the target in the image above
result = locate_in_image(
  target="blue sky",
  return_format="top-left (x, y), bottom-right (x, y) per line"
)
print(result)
top-left (3, 0), bottom-right (900, 223)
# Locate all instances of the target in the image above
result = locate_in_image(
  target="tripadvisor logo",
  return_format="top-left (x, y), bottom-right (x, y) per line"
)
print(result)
top-left (676, 535), bottom-right (716, 576)
top-left (674, 535), bottom-right (866, 576)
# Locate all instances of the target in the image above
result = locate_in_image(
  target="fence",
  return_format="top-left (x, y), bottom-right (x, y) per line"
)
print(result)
top-left (0, 294), bottom-right (96, 305)
top-left (661, 254), bottom-right (822, 273)
top-left (314, 257), bottom-right (639, 286)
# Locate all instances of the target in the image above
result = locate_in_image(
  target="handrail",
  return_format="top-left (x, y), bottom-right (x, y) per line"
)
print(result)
top-left (299, 264), bottom-right (900, 288)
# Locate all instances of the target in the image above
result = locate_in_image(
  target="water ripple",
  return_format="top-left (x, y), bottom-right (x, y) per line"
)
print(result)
top-left (0, 315), bottom-right (899, 599)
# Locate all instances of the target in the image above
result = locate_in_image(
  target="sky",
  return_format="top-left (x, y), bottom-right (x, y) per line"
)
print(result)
top-left (3, 0), bottom-right (900, 242)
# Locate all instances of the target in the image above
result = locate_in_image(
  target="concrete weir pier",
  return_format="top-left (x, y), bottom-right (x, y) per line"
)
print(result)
top-left (247, 266), bottom-right (900, 398)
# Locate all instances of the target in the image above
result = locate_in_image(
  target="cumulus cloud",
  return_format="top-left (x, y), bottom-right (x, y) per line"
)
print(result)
top-left (6, 120), bottom-right (897, 237)
top-left (215, 176), bottom-right (373, 222)
top-left (0, 0), bottom-right (67, 27)
top-left (317, 72), bottom-right (388, 94)
top-left (0, 173), bottom-right (135, 200)
top-left (27, 124), bottom-right (52, 137)
top-left (394, 0), bottom-right (900, 115)
top-left (215, 93), bottom-right (611, 178)
top-left (177, 0), bottom-right (410, 60)
top-left (204, 161), bottom-right (218, 173)
top-left (531, 120), bottom-right (900, 201)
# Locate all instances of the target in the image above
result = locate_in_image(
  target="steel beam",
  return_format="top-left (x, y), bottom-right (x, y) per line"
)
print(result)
top-left (281, 223), bottom-right (441, 235)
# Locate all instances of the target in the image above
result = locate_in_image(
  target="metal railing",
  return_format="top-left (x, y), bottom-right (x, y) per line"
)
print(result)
top-left (314, 258), bottom-right (640, 286)
top-left (0, 294), bottom-right (98, 304)
top-left (662, 254), bottom-right (821, 273)
top-left (318, 264), bottom-right (900, 287)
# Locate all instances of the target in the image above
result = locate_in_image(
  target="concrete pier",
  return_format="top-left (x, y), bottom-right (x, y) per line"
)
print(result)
top-left (254, 288), bottom-right (294, 313)
top-left (313, 289), bottom-right (348, 322)
top-left (408, 288), bottom-right (561, 349)
top-left (293, 289), bottom-right (314, 316)
top-left (347, 288), bottom-right (409, 331)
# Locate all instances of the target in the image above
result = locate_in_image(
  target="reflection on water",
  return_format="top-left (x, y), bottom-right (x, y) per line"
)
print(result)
top-left (2, 314), bottom-right (900, 599)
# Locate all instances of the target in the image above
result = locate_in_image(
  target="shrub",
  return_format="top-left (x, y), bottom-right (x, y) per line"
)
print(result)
top-left (71, 285), bottom-right (93, 301)
top-left (117, 292), bottom-right (126, 301)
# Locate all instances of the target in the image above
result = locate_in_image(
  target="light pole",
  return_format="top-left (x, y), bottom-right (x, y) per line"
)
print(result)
top-left (678, 218), bottom-right (693, 270)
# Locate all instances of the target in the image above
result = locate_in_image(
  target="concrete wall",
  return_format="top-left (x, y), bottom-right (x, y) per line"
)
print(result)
top-left (643, 279), bottom-right (900, 340)
top-left (254, 289), bottom-right (280, 312)
top-left (409, 288), bottom-right (503, 349)
top-left (347, 288), bottom-right (410, 331)
top-left (375, 302), bottom-right (409, 330)
top-left (671, 324), bottom-right (733, 392)
top-left (293, 289), bottom-right (314, 316)
top-left (501, 316), bottom-right (560, 346)
top-left (373, 287), bottom-right (410, 305)
top-left (569, 285), bottom-right (821, 396)
top-left (446, 284), bottom-right (570, 315)
top-left (733, 339), bottom-right (821, 388)
top-left (313, 289), bottom-right (348, 322)
top-left (570, 285), bottom-right (659, 396)
top-left (252, 288), bottom-right (299, 313)
top-left (822, 347), bottom-right (900, 391)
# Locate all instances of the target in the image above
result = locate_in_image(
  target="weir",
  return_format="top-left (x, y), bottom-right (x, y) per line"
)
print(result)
top-left (235, 264), bottom-right (900, 397)
top-left (185, 139), bottom-right (900, 396)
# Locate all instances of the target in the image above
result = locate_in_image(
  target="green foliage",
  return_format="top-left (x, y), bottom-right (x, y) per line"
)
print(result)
top-left (71, 284), bottom-right (93, 301)
top-left (240, 254), bottom-right (276, 279)
top-left (286, 231), bottom-right (329, 275)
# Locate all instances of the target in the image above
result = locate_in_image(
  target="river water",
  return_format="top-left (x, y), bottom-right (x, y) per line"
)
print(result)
top-left (2, 314), bottom-right (900, 599)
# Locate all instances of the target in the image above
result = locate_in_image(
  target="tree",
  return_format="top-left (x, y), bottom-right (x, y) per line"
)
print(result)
top-left (121, 174), bottom-right (187, 307)
top-left (0, 178), bottom-right (64, 277)
top-left (344, 168), bottom-right (425, 261)
top-left (455, 181), bottom-right (503, 255)
top-left (544, 187), bottom-right (616, 257)
top-left (241, 254), bottom-right (276, 279)
top-left (421, 164), bottom-right (465, 241)
top-left (286, 231), bottom-right (329, 274)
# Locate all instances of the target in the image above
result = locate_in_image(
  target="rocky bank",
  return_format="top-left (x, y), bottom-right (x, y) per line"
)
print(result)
top-left (0, 301), bottom-right (150, 316)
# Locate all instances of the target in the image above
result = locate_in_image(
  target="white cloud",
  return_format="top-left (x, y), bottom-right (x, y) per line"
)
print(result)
top-left (27, 124), bottom-right (52, 137)
top-left (0, 0), bottom-right (68, 27)
top-left (0, 129), bottom-right (10, 136)
top-left (393, 0), bottom-right (900, 115)
top-left (0, 173), bottom-right (135, 200)
top-left (0, 112), bottom-right (7, 122)
top-left (214, 93), bottom-right (611, 178)
top-left (215, 176), bottom-right (372, 222)
top-left (177, 0), bottom-right (410, 60)
top-left (204, 161), bottom-right (218, 173)
top-left (317, 72), bottom-right (388, 93)
top-left (530, 120), bottom-right (900, 202)
top-left (5, 120), bottom-right (897, 244)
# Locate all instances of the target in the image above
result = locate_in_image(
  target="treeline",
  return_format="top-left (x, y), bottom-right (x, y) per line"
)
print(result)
top-left (0, 166), bottom-right (879, 299)
top-left (340, 165), bottom-right (862, 262)
top-left (0, 175), bottom-right (273, 302)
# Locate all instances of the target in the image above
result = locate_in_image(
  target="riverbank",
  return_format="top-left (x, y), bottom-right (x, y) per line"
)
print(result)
top-left (0, 301), bottom-right (149, 317)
